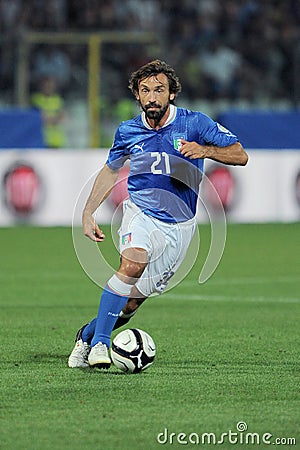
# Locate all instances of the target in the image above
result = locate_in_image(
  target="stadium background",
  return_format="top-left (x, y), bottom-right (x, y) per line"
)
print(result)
top-left (0, 0), bottom-right (300, 226)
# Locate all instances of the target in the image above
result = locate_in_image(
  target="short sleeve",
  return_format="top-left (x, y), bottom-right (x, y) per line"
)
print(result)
top-left (199, 113), bottom-right (238, 147)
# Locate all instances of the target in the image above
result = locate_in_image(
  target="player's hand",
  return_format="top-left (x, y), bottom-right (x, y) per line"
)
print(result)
top-left (179, 140), bottom-right (211, 159)
top-left (82, 214), bottom-right (105, 242)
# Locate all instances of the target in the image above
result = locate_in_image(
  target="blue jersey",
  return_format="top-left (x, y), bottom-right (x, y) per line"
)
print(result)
top-left (106, 105), bottom-right (238, 223)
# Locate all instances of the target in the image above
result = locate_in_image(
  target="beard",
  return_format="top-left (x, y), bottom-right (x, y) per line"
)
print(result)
top-left (142, 102), bottom-right (169, 125)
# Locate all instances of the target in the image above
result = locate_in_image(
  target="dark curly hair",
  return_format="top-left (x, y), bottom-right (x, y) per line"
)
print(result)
top-left (128, 59), bottom-right (182, 101)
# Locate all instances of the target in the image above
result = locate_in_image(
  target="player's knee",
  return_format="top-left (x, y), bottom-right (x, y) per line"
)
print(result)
top-left (120, 248), bottom-right (148, 280)
top-left (121, 259), bottom-right (146, 279)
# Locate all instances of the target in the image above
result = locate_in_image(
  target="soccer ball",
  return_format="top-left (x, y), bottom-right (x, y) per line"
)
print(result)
top-left (111, 328), bottom-right (156, 374)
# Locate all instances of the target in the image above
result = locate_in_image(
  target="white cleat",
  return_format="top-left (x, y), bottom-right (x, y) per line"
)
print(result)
top-left (68, 339), bottom-right (90, 368)
top-left (88, 342), bottom-right (111, 369)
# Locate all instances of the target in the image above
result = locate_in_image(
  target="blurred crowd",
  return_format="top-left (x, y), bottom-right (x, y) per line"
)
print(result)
top-left (0, 0), bottom-right (299, 107)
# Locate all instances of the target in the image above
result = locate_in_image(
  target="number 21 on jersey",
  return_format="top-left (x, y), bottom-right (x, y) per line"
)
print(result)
top-left (150, 152), bottom-right (171, 174)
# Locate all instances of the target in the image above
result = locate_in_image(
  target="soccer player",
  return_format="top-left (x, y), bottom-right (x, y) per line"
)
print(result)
top-left (68, 59), bottom-right (248, 369)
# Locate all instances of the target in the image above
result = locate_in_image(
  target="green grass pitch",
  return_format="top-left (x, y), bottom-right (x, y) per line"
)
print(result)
top-left (0, 224), bottom-right (299, 450)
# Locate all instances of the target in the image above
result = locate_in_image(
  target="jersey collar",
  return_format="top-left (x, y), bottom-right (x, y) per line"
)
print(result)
top-left (141, 104), bottom-right (177, 129)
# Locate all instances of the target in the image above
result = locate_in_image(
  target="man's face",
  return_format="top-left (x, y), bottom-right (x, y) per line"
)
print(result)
top-left (136, 73), bottom-right (175, 123)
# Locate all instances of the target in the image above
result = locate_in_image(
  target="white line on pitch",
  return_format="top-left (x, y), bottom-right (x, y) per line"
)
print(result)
top-left (163, 294), bottom-right (300, 303)
top-left (181, 275), bottom-right (300, 287)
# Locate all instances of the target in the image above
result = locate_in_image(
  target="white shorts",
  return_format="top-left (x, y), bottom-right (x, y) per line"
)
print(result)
top-left (119, 199), bottom-right (196, 297)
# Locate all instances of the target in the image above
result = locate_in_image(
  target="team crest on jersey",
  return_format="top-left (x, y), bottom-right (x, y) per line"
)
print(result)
top-left (122, 232), bottom-right (132, 245)
top-left (217, 123), bottom-right (234, 136)
top-left (173, 133), bottom-right (187, 151)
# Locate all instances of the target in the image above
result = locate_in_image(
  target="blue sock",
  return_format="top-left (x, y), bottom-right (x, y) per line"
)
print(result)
top-left (91, 286), bottom-right (128, 348)
top-left (89, 275), bottom-right (132, 348)
top-left (81, 318), bottom-right (97, 344)
top-left (82, 309), bottom-right (136, 344)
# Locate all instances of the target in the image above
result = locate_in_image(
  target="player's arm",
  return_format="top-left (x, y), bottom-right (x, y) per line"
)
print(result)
top-left (82, 163), bottom-right (120, 242)
top-left (179, 140), bottom-right (248, 166)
